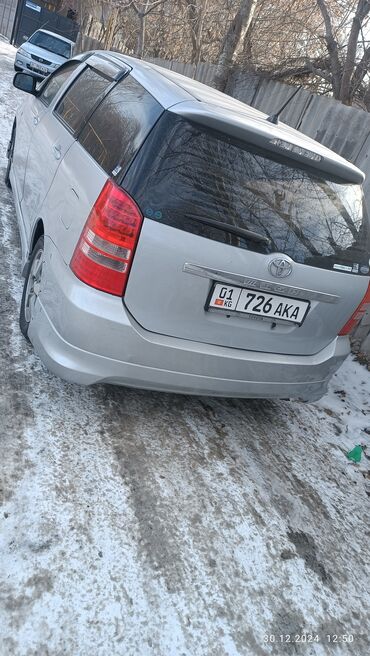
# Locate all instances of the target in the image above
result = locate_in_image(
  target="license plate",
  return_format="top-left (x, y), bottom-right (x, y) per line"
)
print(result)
top-left (29, 63), bottom-right (48, 74)
top-left (207, 283), bottom-right (310, 325)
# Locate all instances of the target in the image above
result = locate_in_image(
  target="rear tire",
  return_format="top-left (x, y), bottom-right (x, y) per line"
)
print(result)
top-left (20, 237), bottom-right (44, 341)
top-left (5, 123), bottom-right (15, 188)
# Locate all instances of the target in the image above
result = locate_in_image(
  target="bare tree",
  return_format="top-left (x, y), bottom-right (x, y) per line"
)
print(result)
top-left (214, 0), bottom-right (258, 91)
top-left (130, 0), bottom-right (169, 58)
top-left (332, 0), bottom-right (370, 104)
top-left (185, 0), bottom-right (209, 64)
top-left (76, 0), bottom-right (370, 108)
top-left (258, 0), bottom-right (370, 106)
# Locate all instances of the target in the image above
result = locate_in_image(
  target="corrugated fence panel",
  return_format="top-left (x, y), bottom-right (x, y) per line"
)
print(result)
top-left (195, 62), bottom-right (217, 85)
top-left (298, 95), bottom-right (370, 162)
top-left (170, 60), bottom-right (196, 77)
top-left (0, 0), bottom-right (15, 40)
top-left (226, 71), bottom-right (261, 105)
top-left (145, 57), bottom-right (172, 69)
top-left (355, 133), bottom-right (370, 199)
top-left (275, 87), bottom-right (312, 130)
top-left (250, 79), bottom-right (290, 116)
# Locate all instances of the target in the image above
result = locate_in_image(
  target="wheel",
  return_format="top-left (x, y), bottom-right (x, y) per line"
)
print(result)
top-left (20, 237), bottom-right (44, 340)
top-left (5, 123), bottom-right (15, 188)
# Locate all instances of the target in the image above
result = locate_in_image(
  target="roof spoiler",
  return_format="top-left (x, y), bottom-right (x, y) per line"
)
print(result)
top-left (171, 102), bottom-right (365, 185)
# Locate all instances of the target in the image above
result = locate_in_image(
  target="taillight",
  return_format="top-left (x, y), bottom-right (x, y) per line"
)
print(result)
top-left (338, 282), bottom-right (370, 335)
top-left (70, 180), bottom-right (143, 296)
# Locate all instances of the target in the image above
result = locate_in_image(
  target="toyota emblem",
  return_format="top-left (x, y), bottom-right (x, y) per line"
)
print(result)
top-left (268, 258), bottom-right (293, 278)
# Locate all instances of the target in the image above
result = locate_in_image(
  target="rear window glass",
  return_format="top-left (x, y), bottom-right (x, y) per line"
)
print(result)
top-left (123, 113), bottom-right (370, 274)
top-left (29, 31), bottom-right (71, 59)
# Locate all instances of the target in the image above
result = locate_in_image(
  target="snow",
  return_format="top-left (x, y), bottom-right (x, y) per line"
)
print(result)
top-left (0, 38), bottom-right (369, 656)
top-left (318, 358), bottom-right (369, 434)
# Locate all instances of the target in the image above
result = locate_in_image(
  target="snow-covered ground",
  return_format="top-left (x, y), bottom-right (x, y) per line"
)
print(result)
top-left (0, 39), bottom-right (369, 656)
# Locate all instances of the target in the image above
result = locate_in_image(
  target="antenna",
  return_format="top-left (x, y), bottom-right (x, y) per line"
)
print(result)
top-left (267, 85), bottom-right (303, 125)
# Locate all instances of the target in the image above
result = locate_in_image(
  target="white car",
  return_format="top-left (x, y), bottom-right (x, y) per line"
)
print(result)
top-left (14, 29), bottom-right (74, 79)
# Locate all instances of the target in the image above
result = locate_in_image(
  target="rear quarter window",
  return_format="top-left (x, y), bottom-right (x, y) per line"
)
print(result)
top-left (78, 75), bottom-right (162, 177)
top-left (55, 67), bottom-right (112, 134)
top-left (39, 61), bottom-right (80, 107)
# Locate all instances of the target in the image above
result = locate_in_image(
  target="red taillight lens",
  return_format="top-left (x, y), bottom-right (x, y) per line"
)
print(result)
top-left (70, 180), bottom-right (143, 296)
top-left (338, 282), bottom-right (370, 335)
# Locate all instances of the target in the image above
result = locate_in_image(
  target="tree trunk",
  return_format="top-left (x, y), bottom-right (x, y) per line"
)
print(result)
top-left (316, 0), bottom-right (342, 98)
top-left (136, 12), bottom-right (146, 58)
top-left (104, 9), bottom-right (118, 50)
top-left (186, 0), bottom-right (198, 64)
top-left (194, 0), bottom-right (208, 66)
top-left (339, 0), bottom-right (370, 104)
top-left (214, 0), bottom-right (258, 92)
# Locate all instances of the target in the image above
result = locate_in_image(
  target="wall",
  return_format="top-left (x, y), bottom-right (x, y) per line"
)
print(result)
top-left (0, 0), bottom-right (16, 40)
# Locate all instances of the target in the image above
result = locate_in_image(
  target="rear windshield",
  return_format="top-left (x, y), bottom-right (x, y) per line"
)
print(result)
top-left (123, 113), bottom-right (370, 275)
top-left (29, 32), bottom-right (71, 59)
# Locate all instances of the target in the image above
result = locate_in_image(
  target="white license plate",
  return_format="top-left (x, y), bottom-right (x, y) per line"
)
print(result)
top-left (30, 63), bottom-right (48, 74)
top-left (208, 283), bottom-right (310, 325)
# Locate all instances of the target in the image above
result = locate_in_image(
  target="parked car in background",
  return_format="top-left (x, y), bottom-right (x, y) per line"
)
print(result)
top-left (5, 51), bottom-right (370, 400)
top-left (14, 29), bottom-right (74, 79)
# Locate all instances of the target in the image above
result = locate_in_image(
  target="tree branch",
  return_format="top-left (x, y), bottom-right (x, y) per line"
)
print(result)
top-left (316, 0), bottom-right (342, 97)
top-left (339, 0), bottom-right (370, 103)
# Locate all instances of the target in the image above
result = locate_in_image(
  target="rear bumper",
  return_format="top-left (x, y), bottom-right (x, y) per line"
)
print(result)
top-left (28, 239), bottom-right (350, 400)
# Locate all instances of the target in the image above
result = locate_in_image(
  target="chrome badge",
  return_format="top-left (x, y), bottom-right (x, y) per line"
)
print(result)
top-left (268, 258), bottom-right (293, 278)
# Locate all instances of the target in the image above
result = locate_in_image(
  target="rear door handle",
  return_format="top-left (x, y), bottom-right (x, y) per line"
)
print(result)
top-left (53, 144), bottom-right (62, 160)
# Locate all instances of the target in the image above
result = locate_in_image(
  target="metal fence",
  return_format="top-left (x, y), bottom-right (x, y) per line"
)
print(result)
top-left (0, 0), bottom-right (16, 40)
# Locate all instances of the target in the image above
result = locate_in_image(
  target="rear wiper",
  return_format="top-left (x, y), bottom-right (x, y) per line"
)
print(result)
top-left (184, 213), bottom-right (271, 246)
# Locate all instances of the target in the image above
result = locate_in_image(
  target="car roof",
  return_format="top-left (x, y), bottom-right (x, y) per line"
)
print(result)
top-left (35, 29), bottom-right (74, 45)
top-left (86, 51), bottom-right (364, 185)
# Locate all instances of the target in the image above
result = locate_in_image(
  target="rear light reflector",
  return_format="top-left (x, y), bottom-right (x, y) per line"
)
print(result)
top-left (70, 180), bottom-right (143, 296)
top-left (338, 282), bottom-right (370, 335)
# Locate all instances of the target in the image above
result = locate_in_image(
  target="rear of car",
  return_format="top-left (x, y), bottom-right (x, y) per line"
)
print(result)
top-left (14, 53), bottom-right (370, 400)
top-left (121, 111), bottom-right (370, 358)
top-left (15, 29), bottom-right (73, 79)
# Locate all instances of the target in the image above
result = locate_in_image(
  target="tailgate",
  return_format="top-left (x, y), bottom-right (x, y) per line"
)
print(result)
top-left (124, 219), bottom-right (368, 356)
top-left (122, 111), bottom-right (370, 354)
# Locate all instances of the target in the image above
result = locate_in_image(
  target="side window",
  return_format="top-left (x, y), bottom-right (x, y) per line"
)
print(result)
top-left (39, 62), bottom-right (80, 107)
top-left (78, 76), bottom-right (162, 177)
top-left (55, 67), bottom-right (112, 135)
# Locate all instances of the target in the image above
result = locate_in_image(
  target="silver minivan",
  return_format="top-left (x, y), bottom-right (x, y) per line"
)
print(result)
top-left (6, 51), bottom-right (370, 400)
